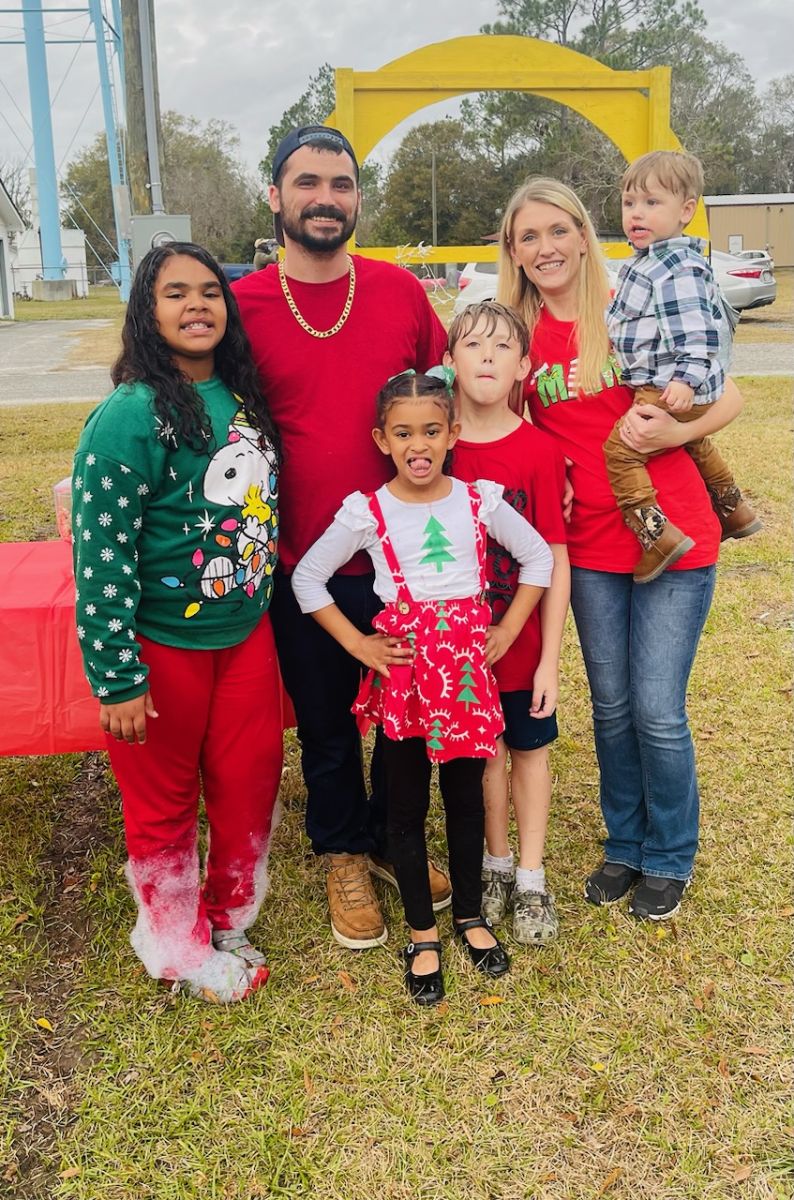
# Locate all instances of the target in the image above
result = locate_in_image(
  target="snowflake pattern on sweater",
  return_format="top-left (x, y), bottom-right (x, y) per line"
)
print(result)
top-left (72, 378), bottom-right (278, 703)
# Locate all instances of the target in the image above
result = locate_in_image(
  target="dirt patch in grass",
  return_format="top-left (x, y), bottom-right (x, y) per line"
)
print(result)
top-left (3, 754), bottom-right (116, 1197)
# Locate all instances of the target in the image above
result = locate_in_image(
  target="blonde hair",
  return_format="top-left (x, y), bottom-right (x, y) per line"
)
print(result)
top-left (621, 150), bottom-right (704, 202)
top-left (496, 177), bottom-right (610, 396)
top-left (447, 300), bottom-right (529, 358)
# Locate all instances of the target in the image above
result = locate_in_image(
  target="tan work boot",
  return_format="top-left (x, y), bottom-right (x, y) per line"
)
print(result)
top-left (624, 505), bottom-right (695, 584)
top-left (709, 484), bottom-right (763, 542)
top-left (323, 853), bottom-right (388, 949)
top-left (369, 854), bottom-right (453, 911)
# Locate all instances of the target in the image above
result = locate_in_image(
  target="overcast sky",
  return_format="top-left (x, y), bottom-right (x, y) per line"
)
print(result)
top-left (1, 0), bottom-right (792, 187)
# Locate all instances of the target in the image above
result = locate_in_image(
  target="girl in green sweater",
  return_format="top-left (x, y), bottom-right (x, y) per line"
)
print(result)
top-left (73, 243), bottom-right (282, 1003)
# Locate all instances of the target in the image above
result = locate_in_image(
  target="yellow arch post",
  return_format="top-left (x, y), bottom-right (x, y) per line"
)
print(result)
top-left (327, 35), bottom-right (707, 264)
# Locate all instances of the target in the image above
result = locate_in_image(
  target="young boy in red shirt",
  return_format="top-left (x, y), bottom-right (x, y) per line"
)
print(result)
top-left (450, 302), bottom-right (570, 943)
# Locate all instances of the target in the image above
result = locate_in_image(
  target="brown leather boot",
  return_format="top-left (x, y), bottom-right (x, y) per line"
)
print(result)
top-left (323, 853), bottom-right (388, 949)
top-left (369, 854), bottom-right (453, 911)
top-left (624, 506), bottom-right (695, 584)
top-left (709, 484), bottom-right (763, 541)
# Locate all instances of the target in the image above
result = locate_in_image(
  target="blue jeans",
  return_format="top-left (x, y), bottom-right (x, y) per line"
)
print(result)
top-left (570, 566), bottom-right (716, 880)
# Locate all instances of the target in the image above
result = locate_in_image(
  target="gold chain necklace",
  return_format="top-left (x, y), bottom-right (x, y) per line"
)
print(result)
top-left (278, 257), bottom-right (356, 339)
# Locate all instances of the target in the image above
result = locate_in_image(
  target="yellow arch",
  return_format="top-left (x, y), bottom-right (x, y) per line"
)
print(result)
top-left (327, 34), bottom-right (707, 262)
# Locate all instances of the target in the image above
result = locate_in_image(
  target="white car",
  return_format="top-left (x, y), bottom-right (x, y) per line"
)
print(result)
top-left (453, 247), bottom-right (776, 315)
top-left (733, 248), bottom-right (774, 270)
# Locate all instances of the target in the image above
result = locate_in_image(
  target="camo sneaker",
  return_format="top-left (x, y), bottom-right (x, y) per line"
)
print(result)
top-left (480, 868), bottom-right (514, 924)
top-left (512, 889), bottom-right (559, 945)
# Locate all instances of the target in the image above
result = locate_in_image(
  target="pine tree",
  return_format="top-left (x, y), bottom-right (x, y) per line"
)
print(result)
top-left (435, 599), bottom-right (450, 631)
top-left (427, 717), bottom-right (444, 753)
top-left (456, 661), bottom-right (479, 710)
top-left (420, 516), bottom-right (456, 573)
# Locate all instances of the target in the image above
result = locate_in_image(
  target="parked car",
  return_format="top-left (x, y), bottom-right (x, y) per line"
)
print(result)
top-left (733, 248), bottom-right (775, 271)
top-left (453, 260), bottom-right (499, 314)
top-left (453, 248), bottom-right (776, 316)
top-left (712, 250), bottom-right (776, 310)
top-left (220, 263), bottom-right (254, 283)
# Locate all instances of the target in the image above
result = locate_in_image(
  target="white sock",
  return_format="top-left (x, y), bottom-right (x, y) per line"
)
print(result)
top-left (516, 865), bottom-right (546, 894)
top-left (483, 851), bottom-right (514, 875)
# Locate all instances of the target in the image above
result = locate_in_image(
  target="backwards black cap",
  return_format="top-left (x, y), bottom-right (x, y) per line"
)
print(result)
top-left (270, 125), bottom-right (360, 246)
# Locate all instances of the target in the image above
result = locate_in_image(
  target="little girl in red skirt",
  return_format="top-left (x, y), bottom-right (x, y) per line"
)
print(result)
top-left (292, 372), bottom-right (553, 1006)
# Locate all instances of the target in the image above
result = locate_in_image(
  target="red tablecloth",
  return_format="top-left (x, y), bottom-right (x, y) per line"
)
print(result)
top-left (0, 541), bottom-right (294, 757)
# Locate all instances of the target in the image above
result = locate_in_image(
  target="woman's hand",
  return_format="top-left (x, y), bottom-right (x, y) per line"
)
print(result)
top-left (619, 404), bottom-right (688, 455)
top-left (354, 633), bottom-right (413, 678)
top-left (100, 692), bottom-right (158, 744)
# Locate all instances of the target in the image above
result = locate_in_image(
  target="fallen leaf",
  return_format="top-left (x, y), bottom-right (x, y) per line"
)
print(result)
top-left (778, 906), bottom-right (794, 918)
top-left (597, 1167), bottom-right (624, 1195)
top-left (702, 980), bottom-right (715, 1000)
top-left (655, 926), bottom-right (668, 939)
top-left (693, 996), bottom-right (705, 1011)
top-left (738, 950), bottom-right (755, 966)
top-left (560, 1112), bottom-right (579, 1123)
top-left (732, 1165), bottom-right (752, 1183)
top-left (717, 1058), bottom-right (730, 1079)
top-left (59, 1167), bottom-right (80, 1180)
top-left (540, 1173), bottom-right (558, 1183)
top-left (744, 1045), bottom-right (771, 1056)
top-left (337, 970), bottom-right (357, 994)
top-left (591, 1061), bottom-right (607, 1072)
top-left (301, 974), bottom-right (320, 985)
top-left (34, 1017), bottom-right (54, 1032)
top-left (290, 1126), bottom-right (311, 1138)
top-left (199, 988), bottom-right (221, 1005)
top-left (479, 995), bottom-right (504, 1006)
top-left (303, 1068), bottom-right (314, 1096)
top-left (435, 1000), bottom-right (449, 1015)
top-left (11, 913), bottom-right (30, 929)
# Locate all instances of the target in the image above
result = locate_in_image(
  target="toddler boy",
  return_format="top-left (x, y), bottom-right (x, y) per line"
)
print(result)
top-left (606, 149), bottom-right (761, 584)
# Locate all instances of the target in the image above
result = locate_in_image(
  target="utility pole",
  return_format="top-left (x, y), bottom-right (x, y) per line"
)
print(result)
top-left (121, 0), bottom-right (165, 214)
top-left (21, 0), bottom-right (64, 281)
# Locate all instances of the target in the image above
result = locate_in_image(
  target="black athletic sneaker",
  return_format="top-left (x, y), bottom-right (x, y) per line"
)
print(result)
top-left (628, 875), bottom-right (690, 921)
top-left (584, 862), bottom-right (642, 906)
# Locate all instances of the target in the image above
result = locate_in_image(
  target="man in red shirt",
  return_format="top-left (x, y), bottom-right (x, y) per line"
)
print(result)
top-left (233, 127), bottom-right (450, 950)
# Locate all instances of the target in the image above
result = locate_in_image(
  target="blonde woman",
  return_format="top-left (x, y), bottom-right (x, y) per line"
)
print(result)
top-left (497, 178), bottom-right (743, 920)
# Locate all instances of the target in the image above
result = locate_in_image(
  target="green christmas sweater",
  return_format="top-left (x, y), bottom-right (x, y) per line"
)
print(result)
top-left (72, 377), bottom-right (279, 703)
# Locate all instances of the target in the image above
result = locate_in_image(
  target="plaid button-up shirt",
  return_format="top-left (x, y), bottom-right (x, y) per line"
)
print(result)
top-left (607, 236), bottom-right (728, 404)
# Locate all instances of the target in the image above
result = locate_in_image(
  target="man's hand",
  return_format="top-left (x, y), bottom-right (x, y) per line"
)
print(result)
top-left (661, 379), bottom-right (695, 412)
top-left (353, 633), bottom-right (413, 678)
top-left (100, 692), bottom-right (158, 745)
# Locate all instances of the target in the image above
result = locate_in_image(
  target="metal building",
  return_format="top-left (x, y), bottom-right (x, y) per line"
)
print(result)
top-left (705, 194), bottom-right (794, 267)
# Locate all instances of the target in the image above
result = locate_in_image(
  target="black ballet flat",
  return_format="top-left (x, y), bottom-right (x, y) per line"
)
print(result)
top-left (402, 940), bottom-right (445, 1007)
top-left (454, 916), bottom-right (510, 978)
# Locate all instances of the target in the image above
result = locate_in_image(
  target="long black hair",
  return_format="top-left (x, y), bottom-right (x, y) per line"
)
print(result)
top-left (112, 242), bottom-right (280, 458)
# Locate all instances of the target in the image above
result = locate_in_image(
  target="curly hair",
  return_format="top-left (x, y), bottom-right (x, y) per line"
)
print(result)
top-left (374, 371), bottom-right (454, 430)
top-left (112, 242), bottom-right (280, 458)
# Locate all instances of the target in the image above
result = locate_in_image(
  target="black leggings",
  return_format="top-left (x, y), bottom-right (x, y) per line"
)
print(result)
top-left (382, 736), bottom-right (486, 931)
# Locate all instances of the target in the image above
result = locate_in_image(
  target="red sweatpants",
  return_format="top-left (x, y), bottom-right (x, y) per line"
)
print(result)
top-left (106, 617), bottom-right (284, 981)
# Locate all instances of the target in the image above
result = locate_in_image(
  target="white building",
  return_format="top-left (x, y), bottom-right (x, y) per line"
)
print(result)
top-left (10, 227), bottom-right (90, 300)
top-left (0, 178), bottom-right (25, 319)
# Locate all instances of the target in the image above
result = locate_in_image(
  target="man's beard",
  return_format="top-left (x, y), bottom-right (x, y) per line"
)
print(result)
top-left (280, 203), bottom-right (358, 253)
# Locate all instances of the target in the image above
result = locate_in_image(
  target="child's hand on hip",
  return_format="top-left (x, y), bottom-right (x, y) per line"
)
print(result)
top-left (661, 380), bottom-right (695, 412)
top-left (355, 633), bottom-right (413, 678)
top-left (485, 624), bottom-right (515, 666)
top-left (100, 692), bottom-right (158, 744)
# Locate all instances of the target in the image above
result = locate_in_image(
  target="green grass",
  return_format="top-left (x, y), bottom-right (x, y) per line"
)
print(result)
top-left (11, 286), bottom-right (125, 323)
top-left (0, 382), bottom-right (791, 1199)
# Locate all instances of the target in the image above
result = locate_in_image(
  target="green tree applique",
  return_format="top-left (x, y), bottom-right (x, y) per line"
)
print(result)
top-left (420, 515), bottom-right (456, 573)
top-left (456, 661), bottom-right (479, 710)
top-left (435, 600), bottom-right (450, 631)
top-left (427, 717), bottom-right (444, 753)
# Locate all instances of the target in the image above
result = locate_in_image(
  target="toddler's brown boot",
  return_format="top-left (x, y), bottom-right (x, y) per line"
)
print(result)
top-left (709, 484), bottom-right (763, 542)
top-left (624, 505), bottom-right (695, 584)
